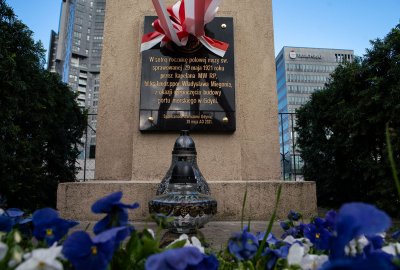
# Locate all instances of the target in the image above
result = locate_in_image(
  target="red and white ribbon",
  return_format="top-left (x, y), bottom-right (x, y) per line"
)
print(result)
top-left (141, 0), bottom-right (229, 57)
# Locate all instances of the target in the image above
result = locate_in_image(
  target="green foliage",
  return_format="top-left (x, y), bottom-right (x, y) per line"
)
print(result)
top-left (296, 23), bottom-right (400, 216)
top-left (110, 230), bottom-right (164, 270)
top-left (0, 0), bottom-right (86, 210)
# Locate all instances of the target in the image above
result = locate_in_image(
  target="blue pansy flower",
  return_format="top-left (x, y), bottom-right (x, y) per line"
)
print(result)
top-left (91, 191), bottom-right (139, 234)
top-left (256, 231), bottom-right (280, 246)
top-left (63, 226), bottom-right (129, 270)
top-left (0, 208), bottom-right (30, 232)
top-left (304, 222), bottom-right (332, 251)
top-left (0, 215), bottom-right (12, 232)
top-left (228, 227), bottom-right (259, 261)
top-left (145, 246), bottom-right (218, 270)
top-left (281, 223), bottom-right (305, 239)
top-left (188, 253), bottom-right (219, 270)
top-left (280, 221), bottom-right (291, 231)
top-left (323, 210), bottom-right (337, 229)
top-left (330, 203), bottom-right (391, 260)
top-left (366, 235), bottom-right (384, 250)
top-left (33, 208), bottom-right (78, 245)
top-left (4, 208), bottom-right (24, 223)
top-left (320, 252), bottom-right (396, 270)
top-left (391, 230), bottom-right (400, 240)
top-left (264, 244), bottom-right (290, 270)
top-left (287, 210), bottom-right (302, 221)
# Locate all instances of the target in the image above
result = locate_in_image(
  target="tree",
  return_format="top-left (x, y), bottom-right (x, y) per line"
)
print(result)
top-left (296, 23), bottom-right (400, 216)
top-left (0, 0), bottom-right (86, 210)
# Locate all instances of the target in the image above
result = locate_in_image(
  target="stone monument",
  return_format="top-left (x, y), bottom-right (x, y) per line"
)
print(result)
top-left (57, 0), bottom-right (317, 221)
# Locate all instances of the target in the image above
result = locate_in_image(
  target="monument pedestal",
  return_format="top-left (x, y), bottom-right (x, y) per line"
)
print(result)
top-left (57, 0), bottom-right (317, 220)
top-left (57, 180), bottom-right (316, 220)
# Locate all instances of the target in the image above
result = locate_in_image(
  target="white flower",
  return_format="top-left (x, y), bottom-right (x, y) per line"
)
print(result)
top-left (168, 234), bottom-right (204, 253)
top-left (14, 231), bottom-right (22, 244)
top-left (168, 233), bottom-right (190, 246)
top-left (0, 241), bottom-right (8, 261)
top-left (287, 243), bottom-right (305, 266)
top-left (146, 228), bottom-right (155, 239)
top-left (287, 243), bottom-right (328, 270)
top-left (345, 235), bottom-right (369, 256)
top-left (300, 254), bottom-right (329, 270)
top-left (382, 243), bottom-right (400, 256)
top-left (15, 244), bottom-right (63, 270)
top-left (189, 236), bottom-right (204, 253)
top-left (8, 247), bottom-right (23, 268)
top-left (0, 208), bottom-right (4, 215)
top-left (283, 235), bottom-right (297, 244)
top-left (283, 235), bottom-right (312, 253)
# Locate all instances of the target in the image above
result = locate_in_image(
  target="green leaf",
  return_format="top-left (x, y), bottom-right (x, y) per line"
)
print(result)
top-left (165, 239), bottom-right (187, 250)
top-left (241, 182), bottom-right (248, 230)
top-left (386, 123), bottom-right (400, 199)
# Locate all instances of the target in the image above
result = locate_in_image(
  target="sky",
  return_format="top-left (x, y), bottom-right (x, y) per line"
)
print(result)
top-left (5, 0), bottom-right (400, 65)
top-left (6, 0), bottom-right (61, 62)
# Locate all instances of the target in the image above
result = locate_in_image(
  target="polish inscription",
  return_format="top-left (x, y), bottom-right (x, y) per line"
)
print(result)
top-left (139, 17), bottom-right (235, 132)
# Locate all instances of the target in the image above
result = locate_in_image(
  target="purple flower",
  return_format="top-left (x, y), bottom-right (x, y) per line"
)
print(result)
top-left (330, 203), bottom-right (391, 260)
top-left (145, 247), bottom-right (218, 270)
top-left (33, 208), bottom-right (78, 246)
top-left (91, 191), bottom-right (139, 234)
top-left (63, 227), bottom-right (129, 270)
top-left (287, 210), bottom-right (302, 221)
top-left (228, 227), bottom-right (259, 261)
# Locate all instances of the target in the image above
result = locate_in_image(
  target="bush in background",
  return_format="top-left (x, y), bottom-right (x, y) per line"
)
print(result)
top-left (0, 0), bottom-right (86, 210)
top-left (296, 23), bottom-right (400, 216)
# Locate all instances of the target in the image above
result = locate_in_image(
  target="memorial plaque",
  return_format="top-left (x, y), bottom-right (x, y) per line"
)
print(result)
top-left (139, 16), bottom-right (235, 132)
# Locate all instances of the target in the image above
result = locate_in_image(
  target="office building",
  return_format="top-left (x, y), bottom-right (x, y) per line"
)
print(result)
top-left (48, 0), bottom-right (106, 160)
top-left (276, 47), bottom-right (354, 179)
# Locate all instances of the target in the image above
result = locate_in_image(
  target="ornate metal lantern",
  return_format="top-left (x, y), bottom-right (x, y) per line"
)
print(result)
top-left (157, 130), bottom-right (210, 195)
top-left (149, 154), bottom-right (217, 233)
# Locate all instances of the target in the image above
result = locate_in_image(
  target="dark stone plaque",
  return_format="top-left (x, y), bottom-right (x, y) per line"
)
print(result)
top-left (139, 16), bottom-right (235, 132)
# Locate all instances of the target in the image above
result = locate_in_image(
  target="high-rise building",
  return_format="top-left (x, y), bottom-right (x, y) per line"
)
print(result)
top-left (47, 30), bottom-right (58, 73)
top-left (275, 47), bottom-right (354, 179)
top-left (48, 0), bottom-right (106, 161)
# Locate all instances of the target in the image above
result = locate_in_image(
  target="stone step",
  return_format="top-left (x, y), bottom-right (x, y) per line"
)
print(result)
top-left (57, 180), bottom-right (317, 221)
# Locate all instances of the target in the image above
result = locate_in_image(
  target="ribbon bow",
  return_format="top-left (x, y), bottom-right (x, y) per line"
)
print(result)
top-left (141, 0), bottom-right (229, 57)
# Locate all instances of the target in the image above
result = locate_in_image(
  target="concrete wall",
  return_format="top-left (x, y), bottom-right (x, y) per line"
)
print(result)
top-left (58, 181), bottom-right (317, 221)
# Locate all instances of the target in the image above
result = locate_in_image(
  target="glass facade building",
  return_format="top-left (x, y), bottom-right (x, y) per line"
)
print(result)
top-left (276, 47), bottom-right (354, 180)
top-left (48, 0), bottom-right (106, 159)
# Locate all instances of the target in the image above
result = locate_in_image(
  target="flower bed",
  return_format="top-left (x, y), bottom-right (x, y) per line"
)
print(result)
top-left (0, 191), bottom-right (399, 270)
